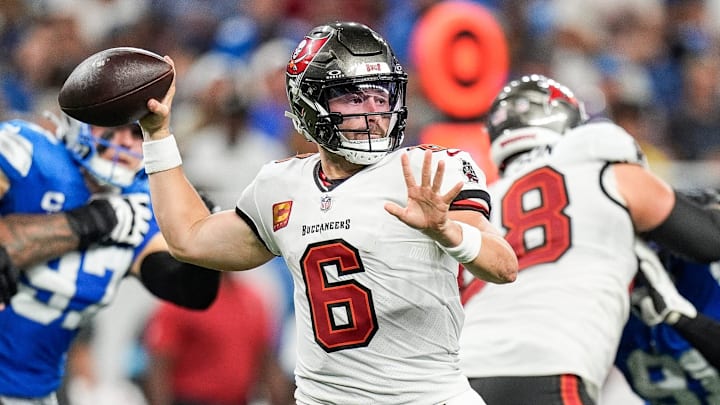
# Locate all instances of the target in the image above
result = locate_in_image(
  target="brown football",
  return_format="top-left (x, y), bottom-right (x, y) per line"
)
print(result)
top-left (58, 47), bottom-right (174, 127)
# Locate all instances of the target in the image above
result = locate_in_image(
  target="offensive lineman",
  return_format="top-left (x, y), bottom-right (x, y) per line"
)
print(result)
top-left (459, 75), bottom-right (720, 405)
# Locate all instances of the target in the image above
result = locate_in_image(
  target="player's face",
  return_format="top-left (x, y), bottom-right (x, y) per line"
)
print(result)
top-left (327, 87), bottom-right (391, 140)
top-left (91, 125), bottom-right (143, 171)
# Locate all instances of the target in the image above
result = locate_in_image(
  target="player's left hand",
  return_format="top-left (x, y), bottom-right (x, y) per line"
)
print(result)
top-left (384, 150), bottom-right (463, 241)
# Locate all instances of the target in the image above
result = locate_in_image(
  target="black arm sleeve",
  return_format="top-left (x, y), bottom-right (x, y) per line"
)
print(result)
top-left (643, 191), bottom-right (720, 263)
top-left (139, 251), bottom-right (221, 310)
top-left (673, 313), bottom-right (720, 370)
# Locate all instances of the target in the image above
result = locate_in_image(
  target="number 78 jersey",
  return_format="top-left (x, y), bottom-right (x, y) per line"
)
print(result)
top-left (237, 146), bottom-right (491, 405)
top-left (460, 122), bottom-right (645, 392)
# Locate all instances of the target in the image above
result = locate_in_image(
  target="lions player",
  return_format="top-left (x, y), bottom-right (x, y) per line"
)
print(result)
top-left (137, 21), bottom-right (518, 404)
top-left (459, 75), bottom-right (720, 404)
top-left (0, 116), bottom-right (220, 405)
top-left (616, 196), bottom-right (720, 405)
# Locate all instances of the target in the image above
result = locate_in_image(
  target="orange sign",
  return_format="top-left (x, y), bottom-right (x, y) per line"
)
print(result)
top-left (411, 1), bottom-right (509, 119)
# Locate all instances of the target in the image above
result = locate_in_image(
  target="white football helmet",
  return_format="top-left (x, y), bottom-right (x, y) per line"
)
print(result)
top-left (486, 74), bottom-right (587, 169)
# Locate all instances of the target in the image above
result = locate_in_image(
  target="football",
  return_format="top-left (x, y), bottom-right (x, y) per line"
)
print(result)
top-left (58, 47), bottom-right (174, 127)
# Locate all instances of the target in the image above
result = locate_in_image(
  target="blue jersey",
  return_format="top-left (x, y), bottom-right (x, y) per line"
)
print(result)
top-left (0, 120), bottom-right (160, 398)
top-left (616, 256), bottom-right (720, 404)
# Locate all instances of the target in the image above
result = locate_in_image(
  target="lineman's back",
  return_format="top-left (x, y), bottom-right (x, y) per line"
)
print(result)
top-left (461, 121), bottom-right (644, 395)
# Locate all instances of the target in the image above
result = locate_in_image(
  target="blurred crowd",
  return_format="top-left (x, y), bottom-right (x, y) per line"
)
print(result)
top-left (4, 0), bottom-right (720, 404)
top-left (4, 1), bottom-right (720, 184)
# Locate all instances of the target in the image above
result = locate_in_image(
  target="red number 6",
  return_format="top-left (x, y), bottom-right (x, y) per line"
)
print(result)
top-left (301, 239), bottom-right (378, 352)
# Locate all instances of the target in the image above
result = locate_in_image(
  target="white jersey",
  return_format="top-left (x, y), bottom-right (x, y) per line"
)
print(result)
top-left (459, 122), bottom-right (644, 393)
top-left (237, 145), bottom-right (490, 405)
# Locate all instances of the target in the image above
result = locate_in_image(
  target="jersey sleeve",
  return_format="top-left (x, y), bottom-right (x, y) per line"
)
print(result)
top-left (448, 151), bottom-right (491, 218)
top-left (407, 146), bottom-right (491, 218)
top-left (235, 165), bottom-right (281, 255)
top-left (0, 121), bottom-right (36, 184)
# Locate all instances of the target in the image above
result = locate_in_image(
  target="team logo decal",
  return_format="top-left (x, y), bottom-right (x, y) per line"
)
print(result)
top-left (272, 201), bottom-right (293, 232)
top-left (462, 159), bottom-right (479, 183)
top-left (320, 194), bottom-right (332, 212)
top-left (287, 35), bottom-right (330, 75)
top-left (547, 83), bottom-right (580, 108)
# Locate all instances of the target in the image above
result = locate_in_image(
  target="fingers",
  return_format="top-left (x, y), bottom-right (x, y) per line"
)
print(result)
top-left (402, 150), bottom-right (454, 195)
top-left (384, 201), bottom-right (403, 218)
top-left (400, 153), bottom-right (416, 188)
top-left (432, 159), bottom-right (445, 194)
top-left (144, 56), bottom-right (176, 125)
top-left (421, 150), bottom-right (432, 187)
top-left (443, 181), bottom-right (464, 204)
top-left (161, 56), bottom-right (177, 105)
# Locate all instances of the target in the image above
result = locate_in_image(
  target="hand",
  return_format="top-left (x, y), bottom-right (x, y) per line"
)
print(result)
top-left (632, 238), bottom-right (697, 326)
top-left (103, 194), bottom-right (152, 247)
top-left (139, 56), bottom-right (176, 141)
top-left (384, 150), bottom-right (463, 243)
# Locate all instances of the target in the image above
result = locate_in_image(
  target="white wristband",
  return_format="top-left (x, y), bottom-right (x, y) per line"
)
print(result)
top-left (438, 221), bottom-right (482, 263)
top-left (143, 135), bottom-right (182, 174)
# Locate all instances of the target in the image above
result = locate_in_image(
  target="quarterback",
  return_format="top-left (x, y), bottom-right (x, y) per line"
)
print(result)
top-left (138, 21), bottom-right (517, 405)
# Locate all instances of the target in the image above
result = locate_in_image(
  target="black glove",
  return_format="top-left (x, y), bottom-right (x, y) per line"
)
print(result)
top-left (0, 246), bottom-right (19, 306)
top-left (66, 199), bottom-right (117, 249)
top-left (66, 194), bottom-right (152, 249)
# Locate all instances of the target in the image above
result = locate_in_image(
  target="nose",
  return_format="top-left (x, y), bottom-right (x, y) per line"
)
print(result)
top-left (363, 98), bottom-right (385, 113)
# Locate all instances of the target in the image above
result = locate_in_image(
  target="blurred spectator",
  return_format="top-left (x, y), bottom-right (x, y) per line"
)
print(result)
top-left (41, 0), bottom-right (149, 48)
top-left (4, 13), bottom-right (90, 117)
top-left (177, 51), bottom-right (289, 209)
top-left (666, 53), bottom-right (720, 161)
top-left (143, 273), bottom-right (294, 405)
top-left (245, 37), bottom-right (316, 155)
top-left (58, 323), bottom-right (149, 405)
top-left (602, 59), bottom-right (673, 174)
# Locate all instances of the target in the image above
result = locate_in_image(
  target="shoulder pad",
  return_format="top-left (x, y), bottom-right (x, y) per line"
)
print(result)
top-left (0, 120), bottom-right (38, 178)
top-left (555, 121), bottom-right (647, 166)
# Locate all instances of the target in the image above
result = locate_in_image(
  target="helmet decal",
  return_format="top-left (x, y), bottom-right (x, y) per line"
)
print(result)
top-left (287, 35), bottom-right (330, 76)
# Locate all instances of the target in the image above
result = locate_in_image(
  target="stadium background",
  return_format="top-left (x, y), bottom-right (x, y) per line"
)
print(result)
top-left (3, 0), bottom-right (719, 404)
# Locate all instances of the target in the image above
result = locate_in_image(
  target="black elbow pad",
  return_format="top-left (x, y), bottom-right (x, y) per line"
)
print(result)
top-left (139, 251), bottom-right (221, 310)
top-left (644, 191), bottom-right (720, 263)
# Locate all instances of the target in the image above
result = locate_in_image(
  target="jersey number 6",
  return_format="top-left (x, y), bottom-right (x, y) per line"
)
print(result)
top-left (301, 239), bottom-right (379, 352)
